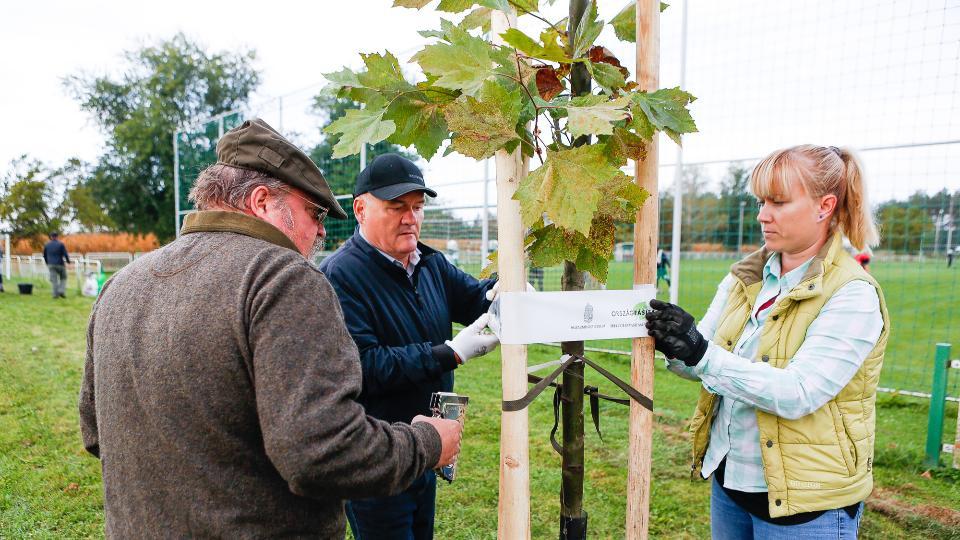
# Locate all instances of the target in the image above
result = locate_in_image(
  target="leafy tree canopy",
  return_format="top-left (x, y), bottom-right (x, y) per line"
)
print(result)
top-left (66, 33), bottom-right (260, 241)
top-left (325, 0), bottom-right (697, 281)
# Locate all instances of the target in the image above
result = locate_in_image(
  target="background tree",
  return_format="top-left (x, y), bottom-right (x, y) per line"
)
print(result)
top-left (0, 155), bottom-right (110, 248)
top-left (66, 33), bottom-right (260, 241)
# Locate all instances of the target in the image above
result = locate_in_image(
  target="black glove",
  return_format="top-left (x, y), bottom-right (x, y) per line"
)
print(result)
top-left (644, 298), bottom-right (708, 367)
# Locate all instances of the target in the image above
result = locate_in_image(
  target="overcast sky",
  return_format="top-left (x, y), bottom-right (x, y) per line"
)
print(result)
top-left (3, 0), bottom-right (958, 213)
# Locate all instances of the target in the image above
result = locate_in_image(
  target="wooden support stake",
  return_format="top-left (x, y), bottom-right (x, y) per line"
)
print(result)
top-left (492, 9), bottom-right (531, 539)
top-left (627, 1), bottom-right (659, 538)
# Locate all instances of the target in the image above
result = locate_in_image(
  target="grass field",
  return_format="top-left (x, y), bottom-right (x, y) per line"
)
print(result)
top-left (2, 270), bottom-right (960, 538)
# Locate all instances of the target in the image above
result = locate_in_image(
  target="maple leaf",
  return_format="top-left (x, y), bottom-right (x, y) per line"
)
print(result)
top-left (528, 224), bottom-right (579, 268)
top-left (535, 66), bottom-right (564, 100)
top-left (413, 23), bottom-right (496, 96)
top-left (357, 51), bottom-right (415, 95)
top-left (385, 91), bottom-right (450, 160)
top-left (437, 0), bottom-right (474, 12)
top-left (325, 107), bottom-right (396, 158)
top-left (479, 249), bottom-right (498, 279)
top-left (393, 0), bottom-right (434, 8)
top-left (499, 28), bottom-right (570, 63)
top-left (571, 1), bottom-right (603, 59)
top-left (514, 145), bottom-right (620, 235)
top-left (632, 87), bottom-right (697, 145)
top-left (602, 127), bottom-right (647, 166)
top-left (443, 80), bottom-right (522, 159)
top-left (322, 66), bottom-right (360, 89)
top-left (610, 2), bottom-right (671, 43)
top-left (565, 94), bottom-right (630, 139)
top-left (461, 7), bottom-right (492, 32)
top-left (596, 173), bottom-right (649, 221)
top-left (585, 61), bottom-right (627, 94)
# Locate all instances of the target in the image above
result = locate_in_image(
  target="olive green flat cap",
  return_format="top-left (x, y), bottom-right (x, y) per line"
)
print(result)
top-left (216, 118), bottom-right (347, 219)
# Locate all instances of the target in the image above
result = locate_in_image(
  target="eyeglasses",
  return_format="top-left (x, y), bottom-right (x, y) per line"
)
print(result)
top-left (278, 188), bottom-right (329, 224)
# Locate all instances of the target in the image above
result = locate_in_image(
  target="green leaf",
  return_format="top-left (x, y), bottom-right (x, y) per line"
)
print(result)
top-left (461, 7), bottom-right (492, 32)
top-left (437, 0), bottom-right (475, 12)
top-left (565, 94), bottom-right (630, 138)
top-left (585, 60), bottom-right (627, 94)
top-left (385, 92), bottom-right (450, 160)
top-left (324, 107), bottom-right (396, 158)
top-left (499, 28), bottom-right (569, 63)
top-left (596, 173), bottom-right (649, 221)
top-left (357, 51), bottom-right (415, 94)
top-left (322, 66), bottom-right (360, 88)
top-left (631, 87), bottom-right (697, 144)
top-left (611, 2), bottom-right (670, 43)
top-left (628, 104), bottom-right (656, 140)
top-left (528, 224), bottom-right (579, 268)
top-left (443, 80), bottom-right (522, 159)
top-left (393, 0), bottom-right (434, 8)
top-left (575, 246), bottom-right (608, 282)
top-left (479, 249), bottom-right (498, 278)
top-left (571, 1), bottom-right (603, 59)
top-left (514, 145), bottom-right (620, 235)
top-left (413, 24), bottom-right (495, 96)
top-left (602, 127), bottom-right (647, 166)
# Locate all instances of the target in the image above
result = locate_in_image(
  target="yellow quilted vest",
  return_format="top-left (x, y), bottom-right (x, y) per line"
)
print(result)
top-left (688, 233), bottom-right (889, 518)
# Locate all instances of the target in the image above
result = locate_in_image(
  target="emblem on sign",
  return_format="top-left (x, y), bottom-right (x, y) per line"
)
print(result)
top-left (584, 303), bottom-right (594, 323)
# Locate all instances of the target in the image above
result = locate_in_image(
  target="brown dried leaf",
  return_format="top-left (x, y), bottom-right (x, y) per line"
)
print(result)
top-left (535, 67), bottom-right (564, 101)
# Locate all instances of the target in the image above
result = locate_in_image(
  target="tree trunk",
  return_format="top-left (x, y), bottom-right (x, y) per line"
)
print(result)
top-left (560, 1), bottom-right (591, 538)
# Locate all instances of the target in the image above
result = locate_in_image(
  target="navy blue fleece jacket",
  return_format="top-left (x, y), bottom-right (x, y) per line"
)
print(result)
top-left (319, 231), bottom-right (494, 424)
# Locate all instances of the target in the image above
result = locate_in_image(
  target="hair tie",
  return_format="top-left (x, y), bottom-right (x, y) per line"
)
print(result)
top-left (828, 145), bottom-right (842, 157)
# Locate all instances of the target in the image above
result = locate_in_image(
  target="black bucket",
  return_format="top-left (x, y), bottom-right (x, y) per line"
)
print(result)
top-left (17, 283), bottom-right (33, 295)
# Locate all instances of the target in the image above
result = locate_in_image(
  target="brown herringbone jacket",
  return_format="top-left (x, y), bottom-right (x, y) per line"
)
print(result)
top-left (79, 211), bottom-right (440, 539)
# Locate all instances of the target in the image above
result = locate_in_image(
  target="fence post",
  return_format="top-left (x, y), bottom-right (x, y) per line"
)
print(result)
top-left (924, 343), bottom-right (951, 468)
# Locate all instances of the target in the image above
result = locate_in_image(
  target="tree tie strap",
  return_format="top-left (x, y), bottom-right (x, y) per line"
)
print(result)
top-left (501, 353), bottom-right (653, 414)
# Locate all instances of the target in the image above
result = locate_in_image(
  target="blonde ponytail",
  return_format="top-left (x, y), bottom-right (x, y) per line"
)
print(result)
top-left (835, 147), bottom-right (879, 249)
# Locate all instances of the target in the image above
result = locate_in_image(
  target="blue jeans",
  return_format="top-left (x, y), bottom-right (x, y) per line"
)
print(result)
top-left (711, 477), bottom-right (863, 539)
top-left (346, 470), bottom-right (436, 540)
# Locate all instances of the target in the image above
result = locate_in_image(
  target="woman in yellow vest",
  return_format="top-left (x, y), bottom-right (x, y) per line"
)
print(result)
top-left (645, 145), bottom-right (888, 538)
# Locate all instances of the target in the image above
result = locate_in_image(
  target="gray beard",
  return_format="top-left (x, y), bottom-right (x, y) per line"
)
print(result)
top-left (309, 235), bottom-right (326, 260)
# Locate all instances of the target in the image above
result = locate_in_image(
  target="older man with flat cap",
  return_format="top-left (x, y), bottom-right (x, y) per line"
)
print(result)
top-left (320, 153), bottom-right (502, 539)
top-left (78, 120), bottom-right (462, 539)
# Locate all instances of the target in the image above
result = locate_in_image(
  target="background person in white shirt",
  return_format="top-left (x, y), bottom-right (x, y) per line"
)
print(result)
top-left (645, 145), bottom-right (887, 538)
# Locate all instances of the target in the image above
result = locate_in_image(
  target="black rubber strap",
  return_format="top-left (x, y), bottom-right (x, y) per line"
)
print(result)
top-left (550, 385), bottom-right (563, 454)
top-left (579, 355), bottom-right (654, 412)
top-left (501, 354), bottom-right (654, 413)
top-left (502, 354), bottom-right (578, 412)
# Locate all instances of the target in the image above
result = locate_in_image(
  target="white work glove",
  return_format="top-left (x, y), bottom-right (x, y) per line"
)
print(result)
top-left (485, 280), bottom-right (537, 301)
top-left (445, 313), bottom-right (499, 364)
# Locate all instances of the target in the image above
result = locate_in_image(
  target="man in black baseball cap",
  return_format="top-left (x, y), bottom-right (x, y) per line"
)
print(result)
top-left (320, 153), bottom-right (498, 539)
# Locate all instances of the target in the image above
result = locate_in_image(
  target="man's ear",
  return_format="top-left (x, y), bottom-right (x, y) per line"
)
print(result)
top-left (353, 195), bottom-right (365, 224)
top-left (247, 186), bottom-right (272, 219)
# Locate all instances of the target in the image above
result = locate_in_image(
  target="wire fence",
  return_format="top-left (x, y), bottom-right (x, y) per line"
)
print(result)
top-left (168, 0), bottom-right (960, 400)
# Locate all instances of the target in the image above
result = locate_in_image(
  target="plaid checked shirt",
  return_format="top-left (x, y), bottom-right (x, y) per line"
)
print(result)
top-left (666, 253), bottom-right (883, 492)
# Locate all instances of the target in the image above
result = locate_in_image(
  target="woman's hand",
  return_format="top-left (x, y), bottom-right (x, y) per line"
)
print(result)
top-left (644, 299), bottom-right (709, 367)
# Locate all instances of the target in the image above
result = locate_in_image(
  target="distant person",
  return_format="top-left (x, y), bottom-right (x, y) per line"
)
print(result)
top-left (528, 265), bottom-right (544, 291)
top-left (0, 243), bottom-right (4, 293)
top-left (948, 246), bottom-right (956, 268)
top-left (854, 245), bottom-right (873, 272)
top-left (79, 119), bottom-right (462, 539)
top-left (646, 145), bottom-right (887, 537)
top-left (656, 248), bottom-right (671, 287)
top-left (42, 232), bottom-right (70, 298)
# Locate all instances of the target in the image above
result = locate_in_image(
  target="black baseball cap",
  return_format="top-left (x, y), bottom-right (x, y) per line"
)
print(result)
top-left (354, 153), bottom-right (437, 200)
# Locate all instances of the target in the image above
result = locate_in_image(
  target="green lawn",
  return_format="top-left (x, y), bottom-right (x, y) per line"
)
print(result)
top-left (1, 273), bottom-right (959, 538)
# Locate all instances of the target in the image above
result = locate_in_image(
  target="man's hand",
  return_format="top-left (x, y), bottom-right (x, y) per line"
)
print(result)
top-left (412, 415), bottom-right (462, 468)
top-left (445, 313), bottom-right (499, 363)
top-left (644, 299), bottom-right (708, 367)
top-left (485, 280), bottom-right (537, 301)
